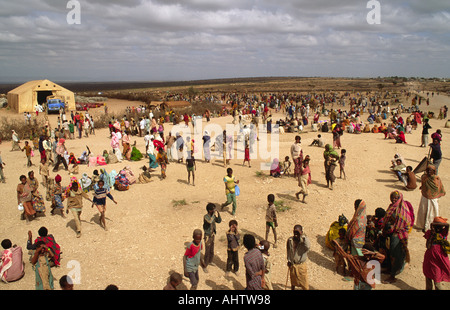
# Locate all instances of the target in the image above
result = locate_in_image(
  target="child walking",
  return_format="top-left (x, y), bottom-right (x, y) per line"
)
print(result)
top-left (296, 155), bottom-right (311, 203)
top-left (265, 194), bottom-right (278, 248)
top-left (92, 180), bottom-right (117, 231)
top-left (183, 229), bottom-right (206, 290)
top-left (22, 141), bottom-right (33, 167)
top-left (226, 219), bottom-right (240, 275)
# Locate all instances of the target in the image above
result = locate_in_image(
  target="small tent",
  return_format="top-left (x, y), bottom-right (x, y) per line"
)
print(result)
top-left (7, 79), bottom-right (75, 113)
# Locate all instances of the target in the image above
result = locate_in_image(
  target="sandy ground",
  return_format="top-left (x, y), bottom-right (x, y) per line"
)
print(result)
top-left (0, 92), bottom-right (449, 291)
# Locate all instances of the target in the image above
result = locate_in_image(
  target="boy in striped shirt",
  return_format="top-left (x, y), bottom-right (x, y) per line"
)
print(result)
top-left (92, 180), bottom-right (117, 231)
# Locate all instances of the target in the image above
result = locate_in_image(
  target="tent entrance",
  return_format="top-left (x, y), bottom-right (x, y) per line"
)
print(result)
top-left (37, 90), bottom-right (53, 105)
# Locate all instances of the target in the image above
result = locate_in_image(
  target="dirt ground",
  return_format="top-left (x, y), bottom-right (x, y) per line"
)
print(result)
top-left (0, 87), bottom-right (449, 291)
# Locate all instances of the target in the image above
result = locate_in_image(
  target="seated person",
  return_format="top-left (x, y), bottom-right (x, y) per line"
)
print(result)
top-left (310, 134), bottom-right (324, 147)
top-left (404, 166), bottom-right (417, 191)
top-left (0, 239), bottom-right (25, 283)
top-left (390, 158), bottom-right (407, 185)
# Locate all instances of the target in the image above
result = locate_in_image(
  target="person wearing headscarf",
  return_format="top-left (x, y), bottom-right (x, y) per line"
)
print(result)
top-left (323, 144), bottom-right (340, 190)
top-left (346, 199), bottom-right (367, 256)
top-left (269, 158), bottom-right (281, 177)
top-left (11, 130), bottom-right (21, 151)
top-left (110, 132), bottom-right (123, 162)
top-left (122, 131), bottom-right (132, 160)
top-left (423, 217), bottom-right (450, 290)
top-left (50, 174), bottom-right (65, 218)
top-left (416, 164), bottom-right (446, 232)
top-left (380, 191), bottom-right (414, 283)
top-left (202, 130), bottom-right (211, 163)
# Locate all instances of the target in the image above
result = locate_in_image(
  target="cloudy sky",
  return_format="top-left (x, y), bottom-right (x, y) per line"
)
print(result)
top-left (0, 0), bottom-right (449, 83)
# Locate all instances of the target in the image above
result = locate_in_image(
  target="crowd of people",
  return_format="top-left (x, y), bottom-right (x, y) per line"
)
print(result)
top-left (1, 88), bottom-right (449, 292)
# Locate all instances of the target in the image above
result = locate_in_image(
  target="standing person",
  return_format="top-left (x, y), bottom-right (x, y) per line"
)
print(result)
top-left (380, 191), bottom-right (414, 284)
top-left (21, 141), bottom-right (33, 167)
top-left (323, 144), bottom-right (340, 190)
top-left (52, 139), bottom-right (68, 172)
top-left (202, 130), bottom-right (211, 163)
top-left (39, 158), bottom-right (50, 188)
top-left (259, 240), bottom-right (273, 290)
top-left (226, 219), bottom-right (240, 275)
top-left (65, 181), bottom-right (93, 238)
top-left (50, 174), bottom-right (65, 218)
top-left (429, 137), bottom-right (442, 174)
top-left (11, 130), bottom-right (21, 151)
top-left (68, 121), bottom-right (75, 140)
top-left (156, 148), bottom-right (169, 179)
top-left (221, 168), bottom-right (239, 215)
top-left (222, 130), bottom-right (228, 167)
top-left (290, 136), bottom-right (303, 178)
top-left (0, 151), bottom-right (5, 183)
top-left (183, 229), bottom-right (206, 290)
top-left (17, 175), bottom-right (36, 222)
top-left (286, 225), bottom-right (310, 290)
top-left (202, 203), bottom-right (222, 271)
top-left (92, 180), bottom-right (117, 231)
top-left (165, 131), bottom-right (176, 162)
top-left (421, 118), bottom-right (432, 147)
top-left (243, 234), bottom-right (265, 290)
top-left (110, 132), bottom-right (123, 163)
top-left (339, 149), bottom-right (347, 180)
top-left (186, 151), bottom-right (196, 186)
top-left (346, 199), bottom-right (367, 256)
top-left (423, 217), bottom-right (450, 290)
top-left (176, 132), bottom-right (184, 163)
top-left (31, 241), bottom-right (54, 290)
top-left (242, 139), bottom-right (251, 167)
top-left (295, 155), bottom-right (311, 203)
top-left (265, 194), bottom-right (278, 248)
top-left (416, 165), bottom-right (446, 232)
top-left (332, 123), bottom-right (343, 149)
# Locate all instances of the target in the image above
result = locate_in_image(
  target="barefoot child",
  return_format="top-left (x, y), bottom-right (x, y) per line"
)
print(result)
top-left (183, 229), bottom-right (206, 290)
top-left (296, 155), bottom-right (311, 203)
top-left (265, 194), bottom-right (278, 248)
top-left (92, 180), bottom-right (117, 231)
top-left (226, 219), bottom-right (240, 275)
top-left (186, 151), bottom-right (196, 186)
top-left (282, 156), bottom-right (291, 176)
top-left (242, 139), bottom-right (251, 167)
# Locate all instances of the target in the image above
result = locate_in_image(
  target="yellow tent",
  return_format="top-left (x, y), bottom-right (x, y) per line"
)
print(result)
top-left (7, 79), bottom-right (75, 113)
